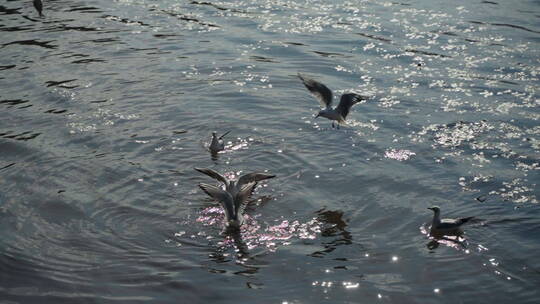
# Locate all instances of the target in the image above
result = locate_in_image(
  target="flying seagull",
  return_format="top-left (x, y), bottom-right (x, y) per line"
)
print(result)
top-left (427, 206), bottom-right (474, 237)
top-left (199, 181), bottom-right (257, 231)
top-left (209, 131), bottom-right (230, 154)
top-left (195, 167), bottom-right (275, 198)
top-left (33, 0), bottom-right (44, 17)
top-left (298, 73), bottom-right (368, 128)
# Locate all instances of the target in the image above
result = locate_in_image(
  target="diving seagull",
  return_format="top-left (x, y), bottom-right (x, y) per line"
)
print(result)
top-left (33, 0), bottom-right (44, 17)
top-left (195, 167), bottom-right (275, 198)
top-left (199, 181), bottom-right (257, 231)
top-left (209, 131), bottom-right (230, 154)
top-left (427, 206), bottom-right (474, 237)
top-left (298, 73), bottom-right (369, 128)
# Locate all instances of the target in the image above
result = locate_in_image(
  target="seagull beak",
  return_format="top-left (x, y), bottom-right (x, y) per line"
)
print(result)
top-left (427, 207), bottom-right (433, 211)
top-left (314, 114), bottom-right (320, 118)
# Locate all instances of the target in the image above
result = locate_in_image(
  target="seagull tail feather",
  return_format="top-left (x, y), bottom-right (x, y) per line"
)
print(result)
top-left (460, 216), bottom-right (475, 224)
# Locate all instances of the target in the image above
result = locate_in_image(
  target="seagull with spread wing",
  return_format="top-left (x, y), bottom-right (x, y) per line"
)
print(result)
top-left (195, 167), bottom-right (276, 230)
top-left (199, 181), bottom-right (257, 231)
top-left (195, 167), bottom-right (275, 197)
top-left (298, 73), bottom-right (369, 128)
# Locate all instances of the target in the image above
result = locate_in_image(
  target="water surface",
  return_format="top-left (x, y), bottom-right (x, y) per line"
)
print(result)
top-left (1, 0), bottom-right (539, 303)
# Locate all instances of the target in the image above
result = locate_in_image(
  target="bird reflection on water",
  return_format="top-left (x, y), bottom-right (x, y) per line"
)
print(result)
top-left (426, 236), bottom-right (468, 250)
top-left (309, 209), bottom-right (353, 258)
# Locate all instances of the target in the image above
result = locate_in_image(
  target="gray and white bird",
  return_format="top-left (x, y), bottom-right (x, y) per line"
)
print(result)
top-left (298, 73), bottom-right (369, 128)
top-left (199, 181), bottom-right (257, 231)
top-left (195, 167), bottom-right (275, 198)
top-left (209, 131), bottom-right (230, 154)
top-left (427, 206), bottom-right (474, 237)
top-left (33, 0), bottom-right (44, 17)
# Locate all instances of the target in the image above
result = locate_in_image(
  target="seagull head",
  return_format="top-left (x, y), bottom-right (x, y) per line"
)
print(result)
top-left (427, 206), bottom-right (440, 213)
top-left (212, 131), bottom-right (217, 137)
top-left (315, 108), bottom-right (329, 118)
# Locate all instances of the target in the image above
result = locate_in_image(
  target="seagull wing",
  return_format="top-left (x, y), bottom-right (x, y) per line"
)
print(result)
top-left (199, 183), bottom-right (235, 221)
top-left (336, 93), bottom-right (365, 119)
top-left (194, 167), bottom-right (228, 185)
top-left (237, 172), bottom-right (276, 187)
top-left (455, 216), bottom-right (474, 225)
top-left (298, 74), bottom-right (333, 108)
top-left (235, 182), bottom-right (257, 217)
top-left (438, 216), bottom-right (474, 229)
top-left (219, 131), bottom-right (230, 140)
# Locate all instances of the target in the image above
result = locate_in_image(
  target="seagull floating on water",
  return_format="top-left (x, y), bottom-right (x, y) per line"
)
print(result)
top-left (199, 182), bottom-right (257, 231)
top-left (208, 131), bottom-right (230, 154)
top-left (298, 73), bottom-right (369, 128)
top-left (427, 206), bottom-right (474, 237)
top-left (195, 167), bottom-right (275, 230)
top-left (33, 0), bottom-right (44, 17)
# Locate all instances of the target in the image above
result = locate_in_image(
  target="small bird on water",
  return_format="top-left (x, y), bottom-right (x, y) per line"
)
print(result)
top-left (427, 206), bottom-right (474, 238)
top-left (208, 131), bottom-right (230, 154)
top-left (33, 0), bottom-right (44, 17)
top-left (298, 73), bottom-right (369, 128)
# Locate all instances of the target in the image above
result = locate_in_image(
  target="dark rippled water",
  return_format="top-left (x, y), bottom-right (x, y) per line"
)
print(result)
top-left (1, 0), bottom-right (539, 303)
